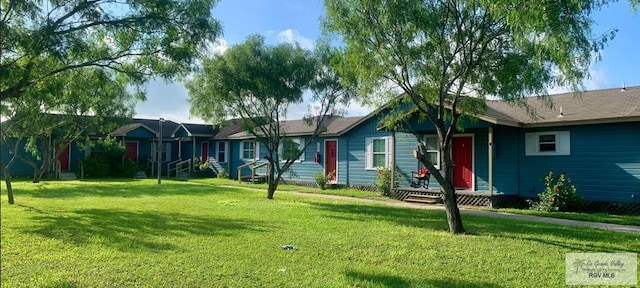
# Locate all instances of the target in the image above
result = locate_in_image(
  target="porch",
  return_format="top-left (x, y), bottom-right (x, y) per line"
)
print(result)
top-left (390, 186), bottom-right (519, 208)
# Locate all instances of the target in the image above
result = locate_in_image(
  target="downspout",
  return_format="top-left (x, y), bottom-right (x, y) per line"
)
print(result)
top-left (488, 126), bottom-right (494, 198)
top-left (390, 131), bottom-right (396, 190)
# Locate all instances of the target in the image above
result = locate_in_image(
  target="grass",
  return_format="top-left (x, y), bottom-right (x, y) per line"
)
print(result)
top-left (2, 179), bottom-right (639, 287)
top-left (477, 207), bottom-right (640, 226)
top-left (189, 177), bottom-right (390, 200)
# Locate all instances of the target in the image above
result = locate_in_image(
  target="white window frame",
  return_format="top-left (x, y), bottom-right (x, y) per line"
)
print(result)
top-left (279, 137), bottom-right (304, 162)
top-left (216, 141), bottom-right (228, 163)
top-left (365, 136), bottom-right (392, 170)
top-left (525, 131), bottom-right (570, 156)
top-left (424, 135), bottom-right (441, 169)
top-left (240, 140), bottom-right (259, 160)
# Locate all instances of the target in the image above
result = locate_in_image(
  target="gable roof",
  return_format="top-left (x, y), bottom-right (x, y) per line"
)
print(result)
top-left (171, 123), bottom-right (216, 138)
top-left (485, 86), bottom-right (640, 127)
top-left (112, 118), bottom-right (181, 139)
top-left (213, 118), bottom-right (248, 140)
top-left (225, 116), bottom-right (366, 139)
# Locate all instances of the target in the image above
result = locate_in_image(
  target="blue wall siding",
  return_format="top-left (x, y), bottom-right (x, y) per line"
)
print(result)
top-left (473, 130), bottom-right (489, 192)
top-left (491, 126), bottom-right (520, 195)
top-left (127, 127), bottom-right (156, 138)
top-left (341, 116), bottom-right (392, 186)
top-left (517, 122), bottom-right (640, 203)
top-left (280, 138), bottom-right (324, 183)
top-left (394, 132), bottom-right (419, 186)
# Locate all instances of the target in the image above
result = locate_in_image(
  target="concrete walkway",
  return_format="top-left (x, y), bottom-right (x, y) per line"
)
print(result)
top-left (284, 191), bottom-right (640, 234)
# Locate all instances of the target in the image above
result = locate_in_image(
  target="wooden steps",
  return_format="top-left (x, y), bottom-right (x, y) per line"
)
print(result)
top-left (404, 193), bottom-right (442, 205)
top-left (241, 174), bottom-right (267, 184)
top-left (59, 172), bottom-right (77, 180)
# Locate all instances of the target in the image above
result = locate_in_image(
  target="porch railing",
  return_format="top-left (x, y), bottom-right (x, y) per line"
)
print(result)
top-left (237, 161), bottom-right (270, 184)
top-left (147, 159), bottom-right (155, 177)
top-left (168, 159), bottom-right (191, 178)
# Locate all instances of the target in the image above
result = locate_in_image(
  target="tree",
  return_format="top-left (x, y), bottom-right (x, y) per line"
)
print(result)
top-left (1, 67), bottom-right (134, 203)
top-left (1, 0), bottom-right (222, 101)
top-left (324, 0), bottom-right (619, 234)
top-left (187, 35), bottom-right (355, 199)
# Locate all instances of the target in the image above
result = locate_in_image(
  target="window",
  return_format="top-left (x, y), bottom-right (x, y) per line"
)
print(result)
top-left (216, 141), bottom-right (228, 163)
top-left (538, 134), bottom-right (556, 152)
top-left (424, 135), bottom-right (440, 169)
top-left (152, 142), bottom-right (171, 161)
top-left (240, 140), bottom-right (257, 160)
top-left (365, 137), bottom-right (392, 169)
top-left (525, 131), bottom-right (570, 156)
top-left (280, 138), bottom-right (304, 162)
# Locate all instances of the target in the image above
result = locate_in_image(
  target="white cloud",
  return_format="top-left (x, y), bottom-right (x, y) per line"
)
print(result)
top-left (206, 37), bottom-right (228, 56)
top-left (277, 29), bottom-right (314, 50)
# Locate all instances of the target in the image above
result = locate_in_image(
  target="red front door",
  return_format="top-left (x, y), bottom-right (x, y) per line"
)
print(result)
top-left (201, 142), bottom-right (209, 163)
top-left (453, 136), bottom-right (473, 189)
top-left (125, 141), bottom-right (138, 161)
top-left (325, 140), bottom-right (337, 182)
top-left (55, 141), bottom-right (70, 172)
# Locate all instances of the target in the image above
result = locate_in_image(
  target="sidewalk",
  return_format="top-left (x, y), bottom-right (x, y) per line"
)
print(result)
top-left (284, 191), bottom-right (640, 234)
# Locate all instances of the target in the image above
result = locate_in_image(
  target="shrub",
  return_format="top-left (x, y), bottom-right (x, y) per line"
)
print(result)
top-left (314, 170), bottom-right (334, 190)
top-left (533, 171), bottom-right (584, 212)
top-left (217, 169), bottom-right (229, 179)
top-left (375, 167), bottom-right (398, 196)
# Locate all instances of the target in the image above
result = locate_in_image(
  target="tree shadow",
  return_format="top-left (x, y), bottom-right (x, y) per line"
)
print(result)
top-left (345, 270), bottom-right (504, 288)
top-left (23, 208), bottom-right (270, 252)
top-left (14, 180), bottom-right (247, 199)
top-left (309, 201), bottom-right (639, 252)
top-left (308, 202), bottom-right (451, 232)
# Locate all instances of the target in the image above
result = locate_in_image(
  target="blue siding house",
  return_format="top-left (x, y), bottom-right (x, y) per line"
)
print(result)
top-left (386, 86), bottom-right (640, 209)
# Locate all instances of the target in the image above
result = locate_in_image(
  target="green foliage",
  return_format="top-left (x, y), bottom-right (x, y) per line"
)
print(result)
top-left (1, 0), bottom-right (222, 101)
top-left (82, 137), bottom-right (136, 178)
top-left (375, 167), bottom-right (398, 196)
top-left (216, 169), bottom-right (229, 179)
top-left (314, 170), bottom-right (335, 190)
top-left (188, 35), bottom-right (355, 199)
top-left (533, 171), bottom-right (584, 212)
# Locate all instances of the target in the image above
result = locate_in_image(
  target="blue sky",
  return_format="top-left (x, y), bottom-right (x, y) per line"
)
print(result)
top-left (136, 0), bottom-right (640, 124)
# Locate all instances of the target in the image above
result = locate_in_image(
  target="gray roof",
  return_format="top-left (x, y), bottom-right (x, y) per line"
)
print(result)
top-left (172, 123), bottom-right (216, 137)
top-left (112, 118), bottom-right (180, 139)
top-left (212, 118), bottom-right (247, 140)
top-left (484, 86), bottom-right (640, 127)
top-left (226, 116), bottom-right (365, 139)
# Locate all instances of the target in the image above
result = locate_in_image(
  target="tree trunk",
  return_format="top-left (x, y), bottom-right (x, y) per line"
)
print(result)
top-left (441, 184), bottom-right (465, 234)
top-left (266, 164), bottom-right (277, 199)
top-left (2, 162), bottom-right (15, 204)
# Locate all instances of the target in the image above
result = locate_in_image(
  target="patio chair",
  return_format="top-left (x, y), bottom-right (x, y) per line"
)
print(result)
top-left (410, 168), bottom-right (430, 189)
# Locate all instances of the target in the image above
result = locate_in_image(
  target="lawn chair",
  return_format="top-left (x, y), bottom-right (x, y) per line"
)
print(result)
top-left (410, 168), bottom-right (430, 189)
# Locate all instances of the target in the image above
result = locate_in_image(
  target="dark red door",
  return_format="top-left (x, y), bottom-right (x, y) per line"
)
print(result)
top-left (55, 141), bottom-right (70, 171)
top-left (325, 140), bottom-right (337, 181)
top-left (125, 142), bottom-right (138, 161)
top-left (201, 142), bottom-right (209, 163)
top-left (453, 136), bottom-right (473, 189)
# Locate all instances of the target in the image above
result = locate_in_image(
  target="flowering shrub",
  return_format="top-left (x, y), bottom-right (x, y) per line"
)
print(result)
top-left (375, 167), bottom-right (398, 196)
top-left (314, 170), bottom-right (335, 190)
top-left (533, 171), bottom-right (584, 212)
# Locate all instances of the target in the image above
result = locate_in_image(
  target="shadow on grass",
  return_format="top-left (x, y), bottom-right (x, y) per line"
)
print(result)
top-left (12, 180), bottom-right (252, 199)
top-left (345, 271), bottom-right (503, 288)
top-left (309, 202), bottom-right (639, 253)
top-left (24, 207), bottom-right (269, 251)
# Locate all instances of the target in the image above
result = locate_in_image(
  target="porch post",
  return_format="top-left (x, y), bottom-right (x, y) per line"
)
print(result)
top-left (178, 139), bottom-right (182, 159)
top-left (192, 138), bottom-right (196, 165)
top-left (488, 126), bottom-right (494, 197)
top-left (390, 131), bottom-right (396, 189)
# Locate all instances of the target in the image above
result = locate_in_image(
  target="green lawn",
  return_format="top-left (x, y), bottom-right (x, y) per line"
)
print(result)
top-left (2, 180), bottom-right (639, 287)
top-left (478, 207), bottom-right (640, 226)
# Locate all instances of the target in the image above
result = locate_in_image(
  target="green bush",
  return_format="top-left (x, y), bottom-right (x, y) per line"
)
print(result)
top-left (217, 169), bottom-right (229, 179)
top-left (314, 170), bottom-right (334, 190)
top-left (375, 167), bottom-right (398, 196)
top-left (82, 137), bottom-right (137, 178)
top-left (533, 171), bottom-right (584, 212)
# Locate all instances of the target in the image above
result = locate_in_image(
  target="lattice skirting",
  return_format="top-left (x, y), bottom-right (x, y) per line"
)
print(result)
top-left (280, 180), bottom-right (378, 192)
top-left (583, 201), bottom-right (640, 215)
